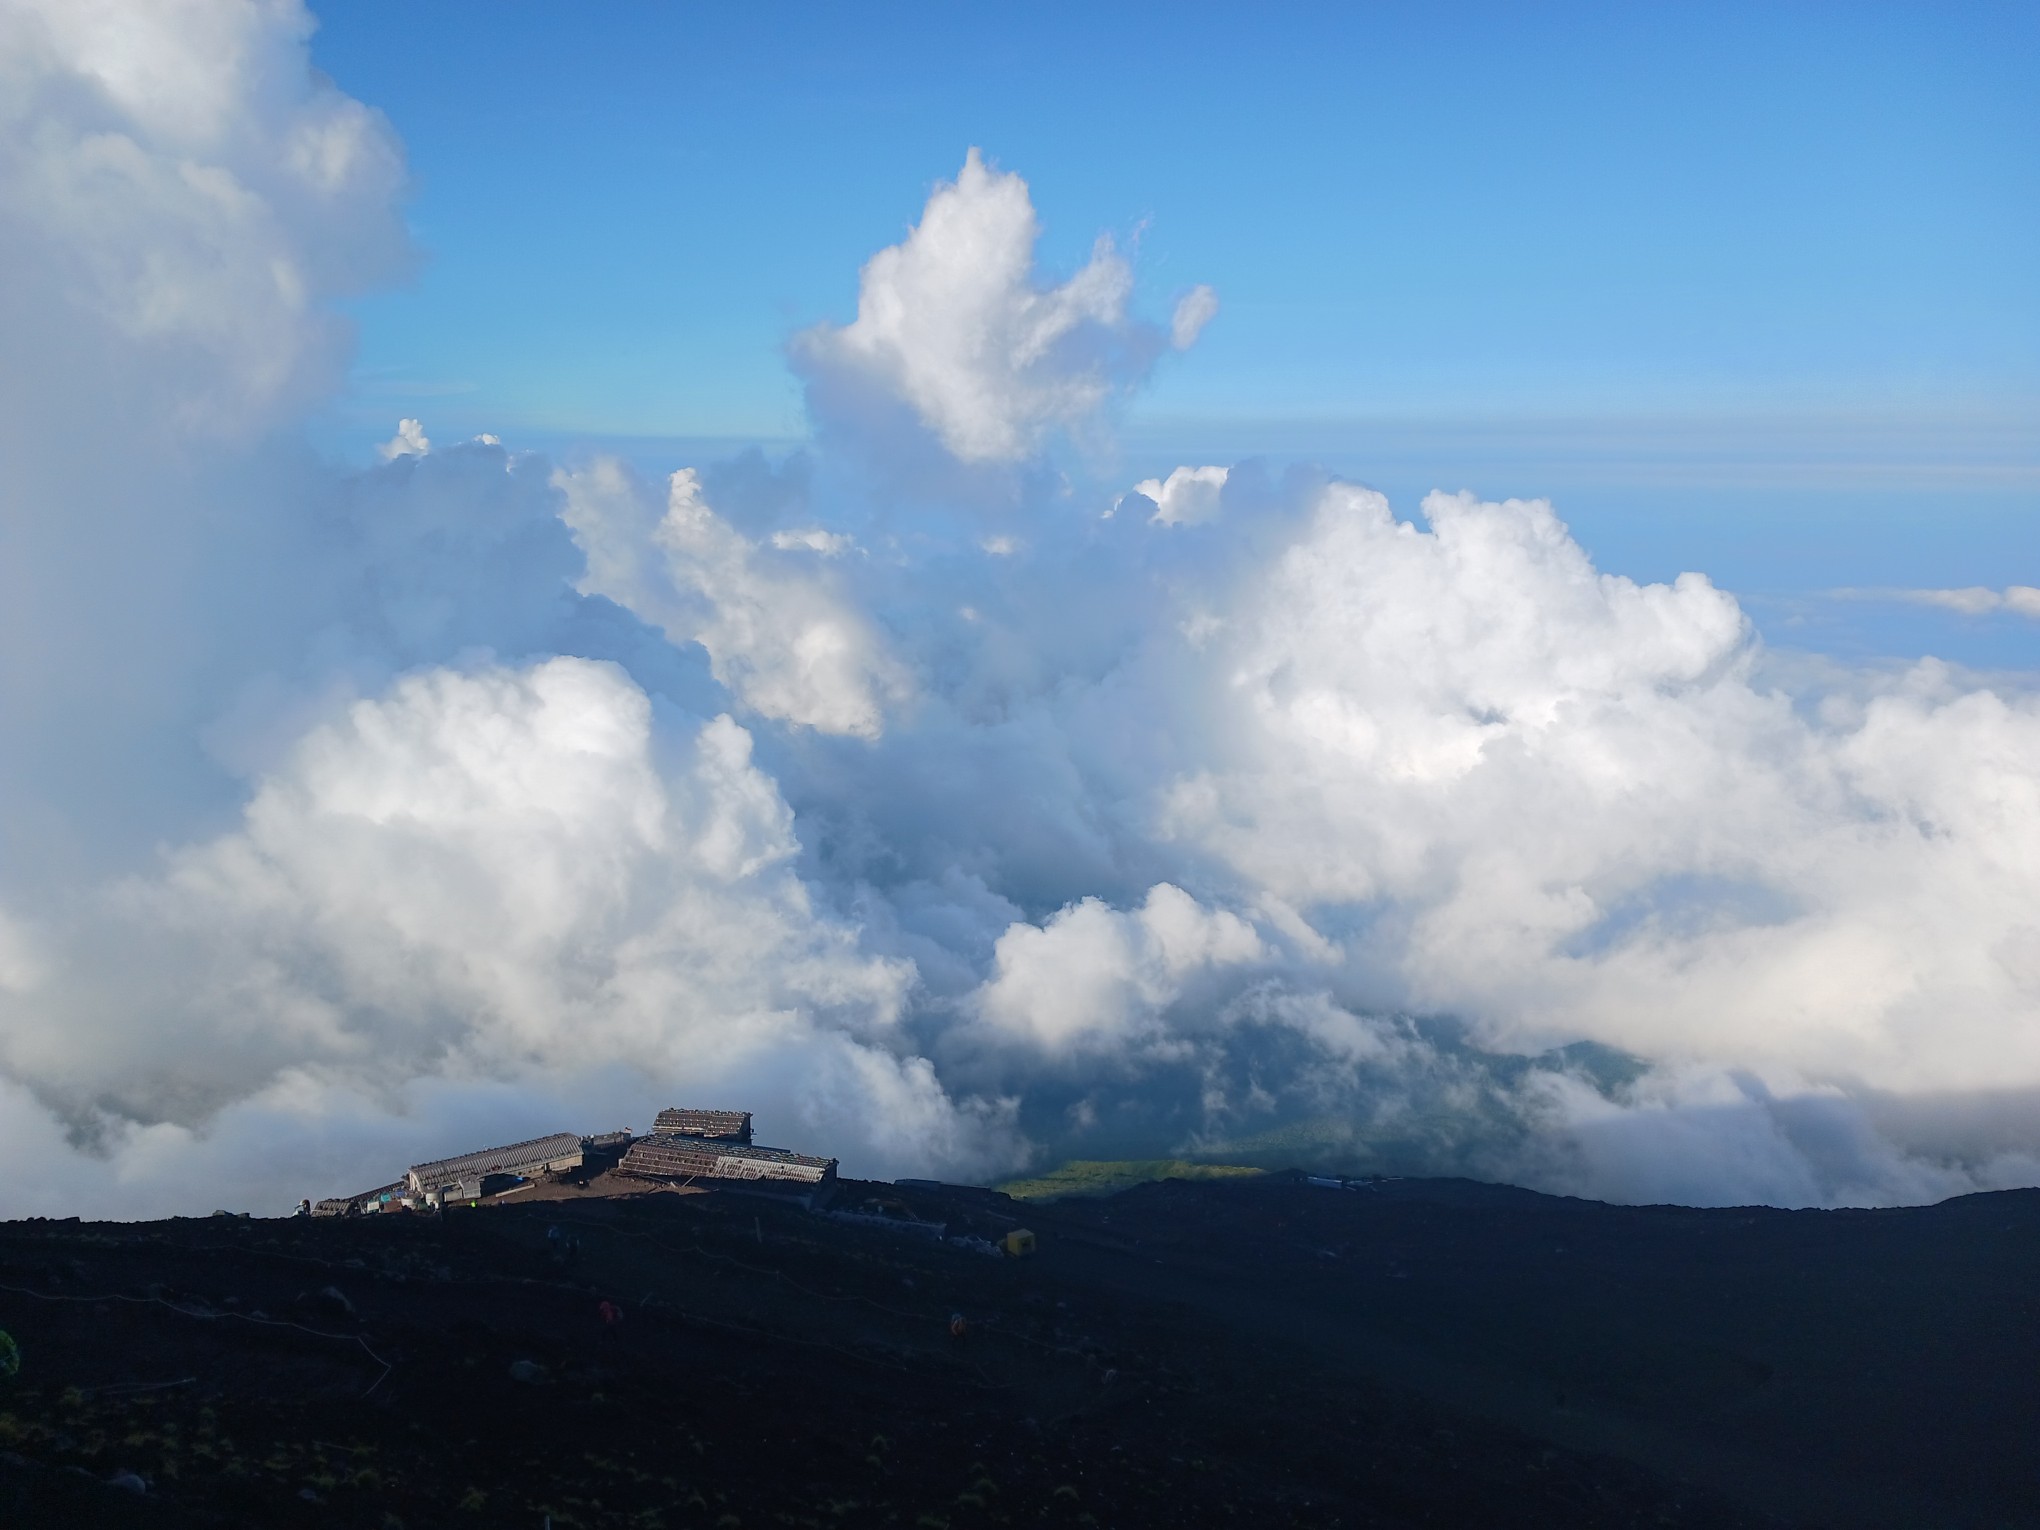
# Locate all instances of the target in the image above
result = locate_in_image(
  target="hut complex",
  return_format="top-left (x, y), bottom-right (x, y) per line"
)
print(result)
top-left (312, 1109), bottom-right (835, 1216)
top-left (305, 1105), bottom-right (1034, 1267)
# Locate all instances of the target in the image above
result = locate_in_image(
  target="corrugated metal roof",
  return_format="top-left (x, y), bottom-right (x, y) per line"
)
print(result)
top-left (651, 1108), bottom-right (752, 1142)
top-left (620, 1133), bottom-right (836, 1184)
top-left (407, 1131), bottom-right (584, 1188)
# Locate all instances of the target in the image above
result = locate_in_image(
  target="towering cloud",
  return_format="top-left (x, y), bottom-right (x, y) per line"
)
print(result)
top-left (0, 0), bottom-right (411, 885)
top-left (792, 147), bottom-right (1181, 467)
top-left (0, 0), bottom-right (407, 430)
top-left (2, 3), bottom-right (2037, 1216)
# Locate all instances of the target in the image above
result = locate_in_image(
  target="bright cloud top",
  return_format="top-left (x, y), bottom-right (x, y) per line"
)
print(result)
top-left (1166, 485), bottom-right (2040, 1098)
top-left (2, 0), bottom-right (2038, 1218)
top-left (793, 147), bottom-right (1187, 465)
top-left (977, 884), bottom-right (1264, 1053)
top-left (1129, 464), bottom-right (1229, 526)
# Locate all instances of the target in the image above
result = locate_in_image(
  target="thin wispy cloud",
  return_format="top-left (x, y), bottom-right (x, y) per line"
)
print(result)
top-left (1832, 586), bottom-right (2040, 618)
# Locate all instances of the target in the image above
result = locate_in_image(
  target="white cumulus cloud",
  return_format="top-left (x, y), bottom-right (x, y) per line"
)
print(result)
top-left (792, 148), bottom-right (1200, 466)
top-left (1129, 464), bottom-right (1229, 525)
top-left (378, 416), bottom-right (430, 459)
top-left (977, 884), bottom-right (1264, 1053)
top-left (1158, 485), bottom-right (2040, 1102)
top-left (0, 658), bottom-right (1010, 1196)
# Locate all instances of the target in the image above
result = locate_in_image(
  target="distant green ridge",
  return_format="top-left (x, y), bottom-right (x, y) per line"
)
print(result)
top-left (995, 1159), bottom-right (1265, 1202)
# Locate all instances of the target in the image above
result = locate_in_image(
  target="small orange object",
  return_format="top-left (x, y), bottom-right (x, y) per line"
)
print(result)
top-left (948, 1312), bottom-right (968, 1339)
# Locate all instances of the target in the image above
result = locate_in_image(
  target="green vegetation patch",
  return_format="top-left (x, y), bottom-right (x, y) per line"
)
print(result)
top-left (995, 1159), bottom-right (1265, 1202)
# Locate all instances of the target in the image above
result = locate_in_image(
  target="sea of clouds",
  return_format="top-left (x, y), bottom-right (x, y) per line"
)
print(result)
top-left (3, 0), bottom-right (2038, 1216)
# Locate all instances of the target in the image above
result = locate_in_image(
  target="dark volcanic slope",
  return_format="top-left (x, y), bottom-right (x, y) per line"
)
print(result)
top-left (0, 1174), bottom-right (2035, 1529)
top-left (1050, 1175), bottom-right (2040, 1529)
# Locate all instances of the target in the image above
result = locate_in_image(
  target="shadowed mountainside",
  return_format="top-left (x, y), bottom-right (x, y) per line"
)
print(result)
top-left (2, 1171), bottom-right (2036, 1527)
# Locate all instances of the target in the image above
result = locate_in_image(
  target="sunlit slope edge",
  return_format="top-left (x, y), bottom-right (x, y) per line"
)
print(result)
top-left (995, 1159), bottom-right (1266, 1201)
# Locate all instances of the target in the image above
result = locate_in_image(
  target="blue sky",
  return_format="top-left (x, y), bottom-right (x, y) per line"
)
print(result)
top-left (309, 1), bottom-right (2038, 659)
